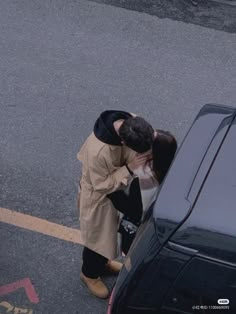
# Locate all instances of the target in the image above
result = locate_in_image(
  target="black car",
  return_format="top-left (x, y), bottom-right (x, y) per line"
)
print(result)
top-left (107, 104), bottom-right (236, 314)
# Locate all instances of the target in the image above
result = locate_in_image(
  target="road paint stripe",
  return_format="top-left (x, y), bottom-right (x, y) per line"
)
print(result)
top-left (0, 207), bottom-right (83, 245)
top-left (0, 278), bottom-right (39, 304)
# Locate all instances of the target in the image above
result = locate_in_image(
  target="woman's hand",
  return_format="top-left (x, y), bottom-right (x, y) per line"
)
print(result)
top-left (128, 151), bottom-right (152, 171)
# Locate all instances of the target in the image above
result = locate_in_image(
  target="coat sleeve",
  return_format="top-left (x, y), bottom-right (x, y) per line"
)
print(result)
top-left (88, 154), bottom-right (132, 194)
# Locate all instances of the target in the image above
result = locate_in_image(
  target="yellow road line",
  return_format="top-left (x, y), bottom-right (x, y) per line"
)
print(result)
top-left (0, 207), bottom-right (83, 245)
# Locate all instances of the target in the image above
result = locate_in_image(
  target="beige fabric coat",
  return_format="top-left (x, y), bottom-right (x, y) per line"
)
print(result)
top-left (77, 132), bottom-right (135, 260)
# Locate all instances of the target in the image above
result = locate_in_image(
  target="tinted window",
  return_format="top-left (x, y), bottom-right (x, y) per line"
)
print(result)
top-left (153, 106), bottom-right (235, 247)
top-left (172, 121), bottom-right (236, 264)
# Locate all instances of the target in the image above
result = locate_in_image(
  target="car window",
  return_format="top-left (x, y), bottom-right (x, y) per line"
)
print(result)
top-left (153, 106), bottom-right (235, 248)
top-left (172, 121), bottom-right (236, 264)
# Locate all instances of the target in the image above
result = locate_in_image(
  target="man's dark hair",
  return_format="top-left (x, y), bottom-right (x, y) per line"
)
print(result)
top-left (119, 116), bottom-right (154, 153)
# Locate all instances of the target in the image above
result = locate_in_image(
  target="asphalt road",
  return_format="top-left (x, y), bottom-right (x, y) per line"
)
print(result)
top-left (0, 0), bottom-right (236, 313)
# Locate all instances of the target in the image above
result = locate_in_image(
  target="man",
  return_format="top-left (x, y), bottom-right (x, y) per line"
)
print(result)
top-left (77, 110), bottom-right (154, 298)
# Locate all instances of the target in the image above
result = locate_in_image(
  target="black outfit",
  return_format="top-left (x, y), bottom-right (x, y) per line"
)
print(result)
top-left (82, 110), bottom-right (132, 278)
top-left (107, 177), bottom-right (143, 254)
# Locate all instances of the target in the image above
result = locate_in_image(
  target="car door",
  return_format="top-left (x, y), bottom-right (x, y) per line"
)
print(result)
top-left (161, 256), bottom-right (236, 313)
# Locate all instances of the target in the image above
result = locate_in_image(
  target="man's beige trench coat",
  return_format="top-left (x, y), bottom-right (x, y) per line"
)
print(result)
top-left (77, 132), bottom-right (135, 260)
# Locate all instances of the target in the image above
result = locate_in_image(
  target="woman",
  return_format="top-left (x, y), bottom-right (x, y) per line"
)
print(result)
top-left (107, 130), bottom-right (177, 254)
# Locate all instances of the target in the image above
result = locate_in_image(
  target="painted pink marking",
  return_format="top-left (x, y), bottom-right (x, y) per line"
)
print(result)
top-left (0, 278), bottom-right (39, 304)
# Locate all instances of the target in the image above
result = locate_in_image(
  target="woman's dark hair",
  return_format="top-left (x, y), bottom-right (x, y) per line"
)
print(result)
top-left (119, 117), bottom-right (154, 153)
top-left (152, 130), bottom-right (177, 184)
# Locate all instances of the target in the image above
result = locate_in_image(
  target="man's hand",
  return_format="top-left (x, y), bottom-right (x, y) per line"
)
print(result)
top-left (128, 151), bottom-right (152, 171)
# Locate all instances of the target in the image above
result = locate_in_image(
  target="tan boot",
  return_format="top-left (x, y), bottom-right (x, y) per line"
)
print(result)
top-left (80, 272), bottom-right (109, 299)
top-left (105, 260), bottom-right (123, 274)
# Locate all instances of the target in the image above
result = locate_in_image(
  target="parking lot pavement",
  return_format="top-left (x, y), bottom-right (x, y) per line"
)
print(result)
top-left (1, 0), bottom-right (236, 313)
top-left (0, 209), bottom-right (115, 314)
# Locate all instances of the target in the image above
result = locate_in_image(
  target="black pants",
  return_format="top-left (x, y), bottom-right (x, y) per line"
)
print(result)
top-left (82, 247), bottom-right (108, 279)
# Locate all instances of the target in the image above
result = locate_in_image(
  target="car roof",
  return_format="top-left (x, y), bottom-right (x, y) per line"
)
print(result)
top-left (153, 104), bottom-right (236, 246)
